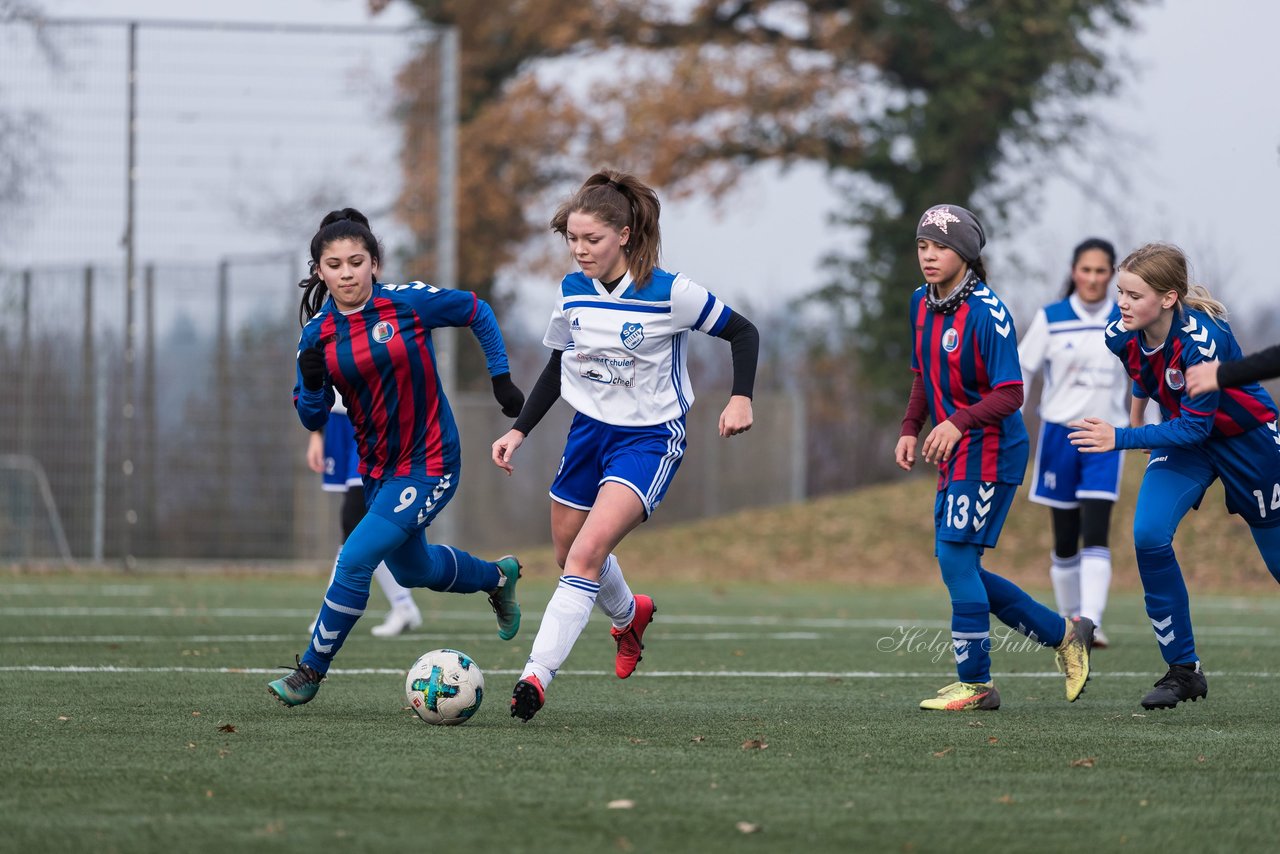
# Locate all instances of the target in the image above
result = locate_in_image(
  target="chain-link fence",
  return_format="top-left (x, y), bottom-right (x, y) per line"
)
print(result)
top-left (0, 15), bottom-right (805, 566)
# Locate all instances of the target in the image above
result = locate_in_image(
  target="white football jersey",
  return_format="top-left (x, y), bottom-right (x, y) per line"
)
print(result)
top-left (543, 267), bottom-right (731, 427)
top-left (1019, 293), bottom-right (1129, 426)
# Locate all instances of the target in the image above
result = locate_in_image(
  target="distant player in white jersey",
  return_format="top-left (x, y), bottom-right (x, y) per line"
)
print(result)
top-left (1019, 238), bottom-right (1128, 646)
top-left (304, 391), bottom-right (422, 638)
top-left (491, 169), bottom-right (760, 722)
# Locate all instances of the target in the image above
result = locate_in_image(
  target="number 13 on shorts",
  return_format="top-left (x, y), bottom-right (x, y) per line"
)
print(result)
top-left (934, 480), bottom-right (1018, 548)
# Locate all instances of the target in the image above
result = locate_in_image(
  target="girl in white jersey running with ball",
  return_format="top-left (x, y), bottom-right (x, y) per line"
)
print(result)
top-left (491, 169), bottom-right (760, 722)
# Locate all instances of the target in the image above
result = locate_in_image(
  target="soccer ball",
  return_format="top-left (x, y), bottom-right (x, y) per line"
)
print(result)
top-left (405, 648), bottom-right (485, 726)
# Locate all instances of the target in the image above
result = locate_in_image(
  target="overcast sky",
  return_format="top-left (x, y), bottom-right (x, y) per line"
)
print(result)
top-left (17, 0), bottom-right (1280, 334)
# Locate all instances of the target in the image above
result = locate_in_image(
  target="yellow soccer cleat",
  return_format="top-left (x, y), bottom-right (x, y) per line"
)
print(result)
top-left (919, 680), bottom-right (1001, 711)
top-left (1055, 616), bottom-right (1095, 701)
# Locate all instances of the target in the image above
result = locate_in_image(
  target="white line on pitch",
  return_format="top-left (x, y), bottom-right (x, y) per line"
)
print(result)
top-left (0, 631), bottom-right (826, 644)
top-left (3, 665), bottom-right (1279, 679)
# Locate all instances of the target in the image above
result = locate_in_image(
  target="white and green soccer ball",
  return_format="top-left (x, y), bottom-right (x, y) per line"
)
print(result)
top-left (405, 648), bottom-right (485, 726)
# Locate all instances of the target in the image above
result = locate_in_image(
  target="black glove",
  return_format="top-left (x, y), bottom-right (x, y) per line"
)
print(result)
top-left (491, 372), bottom-right (525, 418)
top-left (298, 347), bottom-right (327, 391)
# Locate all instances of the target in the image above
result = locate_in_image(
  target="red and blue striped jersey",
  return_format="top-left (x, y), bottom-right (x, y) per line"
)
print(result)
top-left (910, 282), bottom-right (1029, 486)
top-left (293, 281), bottom-right (511, 480)
top-left (1106, 307), bottom-right (1276, 449)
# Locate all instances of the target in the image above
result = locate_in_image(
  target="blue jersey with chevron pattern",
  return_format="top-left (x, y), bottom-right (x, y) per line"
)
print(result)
top-left (1105, 307), bottom-right (1276, 449)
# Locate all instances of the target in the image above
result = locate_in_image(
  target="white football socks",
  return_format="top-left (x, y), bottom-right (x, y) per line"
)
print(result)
top-left (1049, 551), bottom-right (1081, 618)
top-left (1078, 546), bottom-right (1112, 627)
top-left (594, 554), bottom-right (637, 629)
top-left (522, 575), bottom-right (599, 688)
top-left (373, 561), bottom-right (418, 614)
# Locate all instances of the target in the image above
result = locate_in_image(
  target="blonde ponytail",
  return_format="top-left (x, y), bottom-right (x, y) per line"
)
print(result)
top-left (1183, 284), bottom-right (1228, 321)
top-left (1119, 242), bottom-right (1228, 323)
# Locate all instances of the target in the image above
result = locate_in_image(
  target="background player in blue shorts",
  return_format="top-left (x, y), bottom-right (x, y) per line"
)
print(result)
top-left (305, 394), bottom-right (422, 637)
top-left (1069, 242), bottom-right (1280, 709)
top-left (490, 170), bottom-right (759, 722)
top-left (268, 208), bottom-right (527, 707)
top-left (1019, 238), bottom-right (1128, 647)
top-left (896, 204), bottom-right (1094, 712)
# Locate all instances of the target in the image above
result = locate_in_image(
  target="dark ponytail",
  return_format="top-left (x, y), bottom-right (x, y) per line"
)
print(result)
top-left (1061, 237), bottom-right (1116, 298)
top-left (551, 169), bottom-right (662, 287)
top-left (971, 256), bottom-right (988, 283)
top-left (297, 207), bottom-right (382, 325)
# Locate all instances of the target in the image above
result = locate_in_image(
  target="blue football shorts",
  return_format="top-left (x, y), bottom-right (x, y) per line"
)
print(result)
top-left (322, 411), bottom-right (362, 492)
top-left (935, 479), bottom-right (1019, 549)
top-left (1029, 420), bottom-right (1123, 507)
top-left (550, 412), bottom-right (687, 518)
top-left (363, 471), bottom-right (457, 534)
top-left (1145, 421), bottom-right (1280, 529)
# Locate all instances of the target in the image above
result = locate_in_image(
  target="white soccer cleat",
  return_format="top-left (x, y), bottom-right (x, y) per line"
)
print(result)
top-left (371, 607), bottom-right (423, 637)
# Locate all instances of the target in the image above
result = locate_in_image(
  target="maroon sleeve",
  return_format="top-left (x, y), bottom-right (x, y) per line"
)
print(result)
top-left (948, 383), bottom-right (1023, 433)
top-left (900, 373), bottom-right (929, 438)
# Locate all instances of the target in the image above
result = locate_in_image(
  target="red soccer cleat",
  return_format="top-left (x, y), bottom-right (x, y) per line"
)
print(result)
top-left (610, 594), bottom-right (656, 679)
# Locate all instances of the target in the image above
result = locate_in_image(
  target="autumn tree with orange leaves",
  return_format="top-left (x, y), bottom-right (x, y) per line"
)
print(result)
top-left (381, 0), bottom-right (1145, 402)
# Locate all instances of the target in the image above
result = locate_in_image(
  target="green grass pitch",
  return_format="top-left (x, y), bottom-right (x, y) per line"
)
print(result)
top-left (3, 574), bottom-right (1279, 852)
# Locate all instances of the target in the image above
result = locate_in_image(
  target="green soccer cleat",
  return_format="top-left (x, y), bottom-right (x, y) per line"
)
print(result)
top-left (489, 555), bottom-right (522, 641)
top-left (267, 656), bottom-right (323, 707)
top-left (1055, 616), bottom-right (1095, 702)
top-left (919, 680), bottom-right (1001, 711)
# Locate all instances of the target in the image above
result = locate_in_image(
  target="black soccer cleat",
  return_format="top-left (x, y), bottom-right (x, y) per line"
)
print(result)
top-left (1141, 662), bottom-right (1208, 709)
top-left (510, 675), bottom-right (546, 722)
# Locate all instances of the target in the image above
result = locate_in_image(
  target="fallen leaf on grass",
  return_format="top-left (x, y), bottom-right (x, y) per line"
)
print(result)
top-left (986, 737), bottom-right (999, 745)
top-left (1070, 757), bottom-right (1097, 768)
top-left (966, 720), bottom-right (985, 728)
top-left (736, 822), bottom-right (762, 834)
top-left (741, 739), bottom-right (768, 751)
top-left (607, 800), bottom-right (635, 810)
top-left (690, 735), bottom-right (706, 743)
top-left (627, 737), bottom-right (646, 744)
top-left (218, 724), bottom-right (237, 733)
top-left (932, 746), bottom-right (953, 758)
top-left (995, 794), bottom-right (1015, 805)
top-left (191, 711), bottom-right (201, 717)
top-left (1197, 755), bottom-right (1207, 763)
top-left (217, 748), bottom-right (231, 759)
top-left (205, 790), bottom-right (214, 798)
top-left (57, 716), bottom-right (70, 721)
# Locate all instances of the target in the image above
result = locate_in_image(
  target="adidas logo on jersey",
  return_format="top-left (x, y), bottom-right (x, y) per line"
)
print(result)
top-left (571, 317), bottom-right (581, 330)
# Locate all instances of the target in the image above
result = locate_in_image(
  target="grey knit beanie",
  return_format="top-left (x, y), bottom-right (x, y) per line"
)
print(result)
top-left (916, 204), bottom-right (985, 263)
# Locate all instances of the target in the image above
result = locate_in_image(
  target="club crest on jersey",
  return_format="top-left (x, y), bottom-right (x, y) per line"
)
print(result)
top-left (1164, 368), bottom-right (1185, 391)
top-left (620, 322), bottom-right (645, 350)
top-left (942, 328), bottom-right (960, 353)
top-left (372, 321), bottom-right (396, 344)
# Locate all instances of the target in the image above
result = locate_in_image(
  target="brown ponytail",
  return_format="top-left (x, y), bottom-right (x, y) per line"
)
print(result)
top-left (551, 169), bottom-right (662, 287)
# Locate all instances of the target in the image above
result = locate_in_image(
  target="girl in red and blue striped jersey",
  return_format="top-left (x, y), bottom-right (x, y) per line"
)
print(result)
top-left (1069, 243), bottom-right (1280, 709)
top-left (268, 208), bottom-right (526, 708)
top-left (896, 204), bottom-right (1094, 712)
